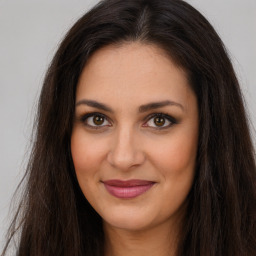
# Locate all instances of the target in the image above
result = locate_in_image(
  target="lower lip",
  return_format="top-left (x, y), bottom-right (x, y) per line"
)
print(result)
top-left (104, 183), bottom-right (155, 199)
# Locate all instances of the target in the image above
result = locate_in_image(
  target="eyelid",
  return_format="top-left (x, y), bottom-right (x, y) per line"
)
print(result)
top-left (79, 112), bottom-right (112, 129)
top-left (142, 113), bottom-right (177, 129)
top-left (78, 111), bottom-right (177, 130)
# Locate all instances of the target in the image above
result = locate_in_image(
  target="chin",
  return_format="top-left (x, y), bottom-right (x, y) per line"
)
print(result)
top-left (104, 216), bottom-right (152, 232)
top-left (100, 206), bottom-right (159, 232)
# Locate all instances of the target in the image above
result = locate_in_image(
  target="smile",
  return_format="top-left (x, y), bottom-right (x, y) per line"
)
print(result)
top-left (102, 179), bottom-right (155, 199)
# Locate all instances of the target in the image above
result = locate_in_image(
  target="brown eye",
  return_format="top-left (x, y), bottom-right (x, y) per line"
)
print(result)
top-left (93, 115), bottom-right (105, 125)
top-left (154, 116), bottom-right (165, 127)
top-left (82, 113), bottom-right (111, 128)
top-left (143, 113), bottom-right (176, 129)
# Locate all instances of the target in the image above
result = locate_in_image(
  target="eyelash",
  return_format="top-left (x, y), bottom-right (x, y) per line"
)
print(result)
top-left (79, 112), bottom-right (177, 130)
top-left (143, 113), bottom-right (177, 129)
top-left (80, 112), bottom-right (110, 130)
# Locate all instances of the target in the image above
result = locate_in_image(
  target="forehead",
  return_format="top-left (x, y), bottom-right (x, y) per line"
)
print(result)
top-left (76, 42), bottom-right (194, 111)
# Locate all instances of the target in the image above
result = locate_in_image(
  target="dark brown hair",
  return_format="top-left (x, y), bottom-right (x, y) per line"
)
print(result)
top-left (2, 0), bottom-right (256, 255)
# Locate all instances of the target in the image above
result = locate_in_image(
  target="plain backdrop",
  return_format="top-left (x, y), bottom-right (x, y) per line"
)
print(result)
top-left (0, 0), bottom-right (255, 250)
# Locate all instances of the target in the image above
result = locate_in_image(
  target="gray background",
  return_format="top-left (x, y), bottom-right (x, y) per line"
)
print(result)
top-left (0, 0), bottom-right (255, 250)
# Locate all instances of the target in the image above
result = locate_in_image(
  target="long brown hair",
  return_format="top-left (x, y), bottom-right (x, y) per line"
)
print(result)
top-left (2, 0), bottom-right (256, 255)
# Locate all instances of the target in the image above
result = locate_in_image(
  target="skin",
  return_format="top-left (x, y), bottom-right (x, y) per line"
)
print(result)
top-left (71, 42), bottom-right (199, 256)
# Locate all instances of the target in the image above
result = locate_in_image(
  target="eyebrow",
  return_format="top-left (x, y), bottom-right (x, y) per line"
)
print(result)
top-left (75, 99), bottom-right (184, 112)
top-left (139, 100), bottom-right (184, 112)
top-left (76, 99), bottom-right (113, 113)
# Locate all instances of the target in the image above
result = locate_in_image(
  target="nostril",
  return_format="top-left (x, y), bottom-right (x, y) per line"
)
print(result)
top-left (106, 129), bottom-right (146, 170)
top-left (107, 146), bottom-right (145, 170)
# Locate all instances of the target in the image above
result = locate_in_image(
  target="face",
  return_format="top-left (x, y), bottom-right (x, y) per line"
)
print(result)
top-left (71, 42), bottom-right (198, 232)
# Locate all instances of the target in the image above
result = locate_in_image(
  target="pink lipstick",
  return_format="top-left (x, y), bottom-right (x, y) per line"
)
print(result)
top-left (102, 179), bottom-right (155, 199)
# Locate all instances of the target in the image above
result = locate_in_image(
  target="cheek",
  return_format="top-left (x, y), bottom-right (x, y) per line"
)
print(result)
top-left (150, 130), bottom-right (198, 176)
top-left (71, 129), bottom-right (106, 195)
top-left (151, 130), bottom-right (197, 211)
top-left (71, 129), bottom-right (105, 173)
top-left (148, 126), bottom-right (198, 211)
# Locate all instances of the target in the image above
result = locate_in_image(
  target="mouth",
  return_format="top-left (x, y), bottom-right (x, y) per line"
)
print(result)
top-left (102, 179), bottom-right (156, 199)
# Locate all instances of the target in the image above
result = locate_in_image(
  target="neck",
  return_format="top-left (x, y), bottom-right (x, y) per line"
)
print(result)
top-left (103, 220), bottom-right (181, 256)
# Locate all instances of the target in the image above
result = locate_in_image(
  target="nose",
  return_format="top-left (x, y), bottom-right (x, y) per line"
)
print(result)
top-left (107, 127), bottom-right (145, 171)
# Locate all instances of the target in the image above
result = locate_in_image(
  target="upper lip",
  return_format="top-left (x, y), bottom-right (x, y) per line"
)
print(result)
top-left (102, 179), bottom-right (155, 187)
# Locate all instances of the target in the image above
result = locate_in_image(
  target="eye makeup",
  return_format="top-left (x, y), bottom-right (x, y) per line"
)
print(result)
top-left (76, 111), bottom-right (178, 131)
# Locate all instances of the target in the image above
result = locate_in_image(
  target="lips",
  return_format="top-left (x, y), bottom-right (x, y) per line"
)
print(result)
top-left (102, 179), bottom-right (155, 199)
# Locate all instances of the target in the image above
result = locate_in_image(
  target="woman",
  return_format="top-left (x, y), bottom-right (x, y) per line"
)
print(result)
top-left (2, 0), bottom-right (256, 255)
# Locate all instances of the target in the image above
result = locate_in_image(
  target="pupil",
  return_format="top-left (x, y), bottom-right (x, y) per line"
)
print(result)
top-left (154, 117), bottom-right (165, 126)
top-left (93, 115), bottom-right (104, 125)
